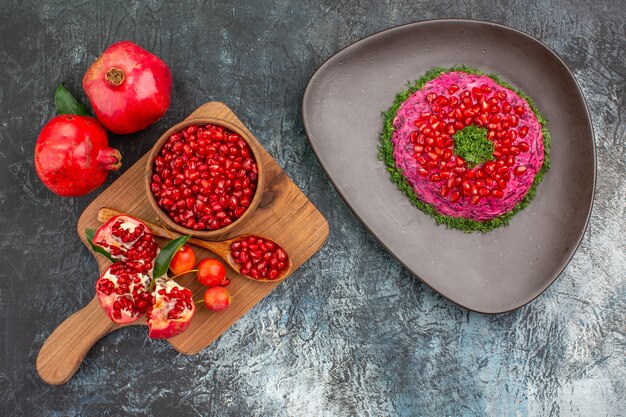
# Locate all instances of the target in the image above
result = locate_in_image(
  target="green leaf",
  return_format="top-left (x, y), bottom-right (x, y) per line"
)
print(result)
top-left (152, 235), bottom-right (191, 280)
top-left (85, 228), bottom-right (116, 262)
top-left (55, 83), bottom-right (89, 116)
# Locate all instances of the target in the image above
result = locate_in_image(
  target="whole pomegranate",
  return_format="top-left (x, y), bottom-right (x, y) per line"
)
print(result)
top-left (83, 41), bottom-right (172, 134)
top-left (34, 115), bottom-right (121, 196)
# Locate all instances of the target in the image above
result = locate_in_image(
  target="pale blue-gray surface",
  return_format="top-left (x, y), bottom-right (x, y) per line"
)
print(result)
top-left (0, 1), bottom-right (624, 416)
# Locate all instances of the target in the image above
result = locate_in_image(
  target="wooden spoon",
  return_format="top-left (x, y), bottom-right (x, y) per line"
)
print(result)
top-left (97, 207), bottom-right (293, 282)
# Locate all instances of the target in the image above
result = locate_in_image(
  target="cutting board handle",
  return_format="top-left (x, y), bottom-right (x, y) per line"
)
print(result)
top-left (36, 297), bottom-right (119, 385)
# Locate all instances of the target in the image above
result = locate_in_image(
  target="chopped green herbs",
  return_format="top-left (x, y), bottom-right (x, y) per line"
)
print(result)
top-left (453, 125), bottom-right (494, 167)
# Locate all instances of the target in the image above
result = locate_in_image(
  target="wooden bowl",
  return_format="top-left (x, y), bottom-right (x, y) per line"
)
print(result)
top-left (145, 116), bottom-right (265, 240)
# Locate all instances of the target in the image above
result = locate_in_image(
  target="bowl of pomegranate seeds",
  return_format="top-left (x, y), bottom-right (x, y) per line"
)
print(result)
top-left (146, 117), bottom-right (264, 238)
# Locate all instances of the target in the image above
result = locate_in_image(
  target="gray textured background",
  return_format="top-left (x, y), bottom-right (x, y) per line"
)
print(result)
top-left (1, 1), bottom-right (624, 416)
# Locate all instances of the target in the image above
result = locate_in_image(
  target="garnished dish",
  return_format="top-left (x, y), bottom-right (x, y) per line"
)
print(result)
top-left (150, 123), bottom-right (259, 231)
top-left (380, 66), bottom-right (551, 232)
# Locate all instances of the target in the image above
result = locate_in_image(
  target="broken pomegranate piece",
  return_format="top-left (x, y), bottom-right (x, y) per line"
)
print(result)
top-left (95, 262), bottom-right (152, 324)
top-left (93, 214), bottom-right (159, 271)
top-left (147, 279), bottom-right (195, 339)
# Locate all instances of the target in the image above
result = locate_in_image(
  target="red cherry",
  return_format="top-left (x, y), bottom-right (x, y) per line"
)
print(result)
top-left (169, 245), bottom-right (196, 275)
top-left (203, 286), bottom-right (231, 312)
top-left (197, 258), bottom-right (227, 286)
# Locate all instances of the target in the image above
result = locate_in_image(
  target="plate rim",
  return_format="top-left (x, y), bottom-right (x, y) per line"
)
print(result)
top-left (301, 18), bottom-right (597, 314)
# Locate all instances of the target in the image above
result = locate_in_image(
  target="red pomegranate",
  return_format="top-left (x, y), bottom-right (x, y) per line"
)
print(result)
top-left (93, 215), bottom-right (159, 323)
top-left (82, 41), bottom-right (172, 134)
top-left (34, 115), bottom-right (121, 196)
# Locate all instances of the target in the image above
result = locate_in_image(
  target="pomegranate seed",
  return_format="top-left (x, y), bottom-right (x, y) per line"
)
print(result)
top-left (515, 166), bottom-right (527, 176)
top-left (513, 105), bottom-right (525, 115)
top-left (519, 126), bottom-right (529, 138)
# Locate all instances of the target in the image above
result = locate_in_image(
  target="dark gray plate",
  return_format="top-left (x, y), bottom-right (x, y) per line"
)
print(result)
top-left (302, 19), bottom-right (596, 313)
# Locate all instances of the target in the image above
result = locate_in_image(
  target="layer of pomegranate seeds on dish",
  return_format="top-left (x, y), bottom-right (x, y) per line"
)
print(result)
top-left (381, 67), bottom-right (550, 232)
top-left (150, 123), bottom-right (258, 231)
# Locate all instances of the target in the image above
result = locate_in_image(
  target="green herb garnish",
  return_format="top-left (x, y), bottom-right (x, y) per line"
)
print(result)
top-left (452, 125), bottom-right (494, 167)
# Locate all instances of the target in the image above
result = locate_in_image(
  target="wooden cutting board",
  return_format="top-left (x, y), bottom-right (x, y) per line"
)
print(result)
top-left (36, 102), bottom-right (329, 385)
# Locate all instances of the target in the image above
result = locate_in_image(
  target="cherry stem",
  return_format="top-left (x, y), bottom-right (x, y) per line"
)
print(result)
top-left (194, 299), bottom-right (204, 304)
top-left (165, 269), bottom-right (198, 282)
top-left (157, 219), bottom-right (175, 239)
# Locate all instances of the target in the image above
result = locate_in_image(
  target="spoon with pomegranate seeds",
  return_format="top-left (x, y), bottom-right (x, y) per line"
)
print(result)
top-left (97, 208), bottom-right (292, 282)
